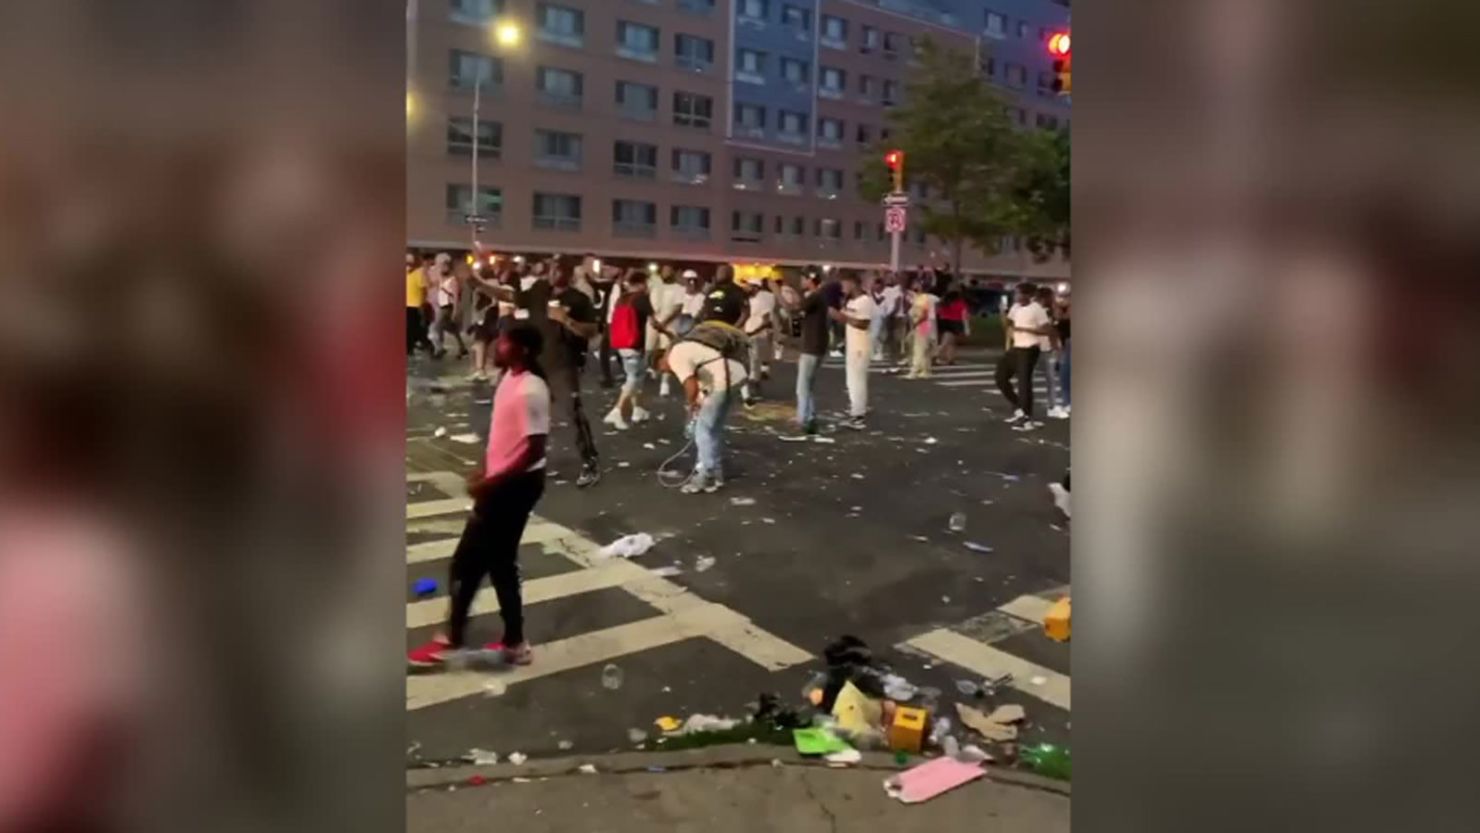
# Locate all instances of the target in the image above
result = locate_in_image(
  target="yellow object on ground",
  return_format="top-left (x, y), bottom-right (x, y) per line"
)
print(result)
top-left (831, 681), bottom-right (883, 735)
top-left (1044, 596), bottom-right (1071, 642)
top-left (654, 716), bottom-right (681, 732)
top-left (888, 706), bottom-right (928, 754)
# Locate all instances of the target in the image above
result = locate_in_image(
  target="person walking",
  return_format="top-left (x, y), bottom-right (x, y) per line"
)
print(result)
top-left (936, 284), bottom-right (968, 366)
top-left (1035, 286), bottom-right (1067, 419)
top-left (429, 257), bottom-right (469, 359)
top-left (780, 271), bottom-right (829, 435)
top-left (406, 252), bottom-right (432, 356)
top-left (647, 264), bottom-right (685, 398)
top-left (741, 277), bottom-right (776, 407)
top-left (906, 276), bottom-right (939, 379)
top-left (659, 331), bottom-right (749, 494)
top-left (406, 323), bottom-right (550, 669)
top-left (996, 283), bottom-right (1054, 431)
top-left (1053, 293), bottom-right (1071, 417)
top-left (832, 274), bottom-right (876, 430)
top-left (603, 269), bottom-right (654, 430)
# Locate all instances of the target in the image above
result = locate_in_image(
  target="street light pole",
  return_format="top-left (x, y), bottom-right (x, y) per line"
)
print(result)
top-left (471, 73), bottom-right (481, 250)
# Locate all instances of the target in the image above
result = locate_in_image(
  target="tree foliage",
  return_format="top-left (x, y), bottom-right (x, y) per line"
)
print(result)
top-left (857, 38), bottom-right (1028, 273)
top-left (1012, 126), bottom-right (1071, 261)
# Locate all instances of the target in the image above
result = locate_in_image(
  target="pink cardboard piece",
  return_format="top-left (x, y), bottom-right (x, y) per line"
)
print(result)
top-left (883, 757), bottom-right (986, 804)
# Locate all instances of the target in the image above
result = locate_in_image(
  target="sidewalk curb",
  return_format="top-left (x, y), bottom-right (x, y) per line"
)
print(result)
top-left (407, 744), bottom-right (1069, 797)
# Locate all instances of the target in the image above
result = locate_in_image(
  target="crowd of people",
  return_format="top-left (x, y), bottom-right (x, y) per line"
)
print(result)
top-left (405, 248), bottom-right (1071, 670)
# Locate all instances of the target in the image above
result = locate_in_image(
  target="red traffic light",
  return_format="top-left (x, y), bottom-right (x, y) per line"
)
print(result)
top-left (1048, 32), bottom-right (1070, 56)
top-left (884, 150), bottom-right (904, 170)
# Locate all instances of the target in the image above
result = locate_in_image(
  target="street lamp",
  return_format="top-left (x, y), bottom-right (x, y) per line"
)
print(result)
top-left (494, 21), bottom-right (522, 48)
top-left (469, 20), bottom-right (523, 249)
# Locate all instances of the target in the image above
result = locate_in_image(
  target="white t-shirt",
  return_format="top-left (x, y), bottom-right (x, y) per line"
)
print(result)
top-left (647, 281), bottom-right (685, 348)
top-left (744, 289), bottom-right (777, 335)
top-left (880, 286), bottom-right (903, 318)
top-left (843, 294), bottom-right (878, 357)
top-left (680, 291), bottom-right (705, 318)
top-left (1008, 301), bottom-right (1052, 349)
top-left (665, 340), bottom-right (748, 392)
top-left (436, 273), bottom-right (458, 307)
top-left (485, 370), bottom-right (550, 475)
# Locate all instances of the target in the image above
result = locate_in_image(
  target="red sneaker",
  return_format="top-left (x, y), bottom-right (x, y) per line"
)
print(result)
top-left (407, 637), bottom-right (453, 668)
top-left (483, 641), bottom-right (533, 666)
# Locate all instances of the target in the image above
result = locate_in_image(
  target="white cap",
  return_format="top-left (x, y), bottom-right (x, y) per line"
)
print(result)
top-left (433, 253), bottom-right (451, 265)
top-left (681, 269), bottom-right (700, 279)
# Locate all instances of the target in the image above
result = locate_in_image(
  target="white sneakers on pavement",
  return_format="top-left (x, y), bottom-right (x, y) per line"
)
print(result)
top-left (1047, 406), bottom-right (1070, 420)
top-left (1005, 409), bottom-right (1027, 424)
top-left (630, 406), bottom-right (652, 424)
top-left (603, 408), bottom-right (630, 430)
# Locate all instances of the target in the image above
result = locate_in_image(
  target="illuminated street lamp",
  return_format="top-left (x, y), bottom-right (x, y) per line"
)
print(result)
top-left (494, 21), bottom-right (522, 48)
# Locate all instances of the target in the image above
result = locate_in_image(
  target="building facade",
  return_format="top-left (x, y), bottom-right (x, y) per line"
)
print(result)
top-left (407, 0), bottom-right (1070, 279)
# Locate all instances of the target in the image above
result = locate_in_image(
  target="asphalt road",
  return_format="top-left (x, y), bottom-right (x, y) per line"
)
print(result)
top-left (405, 346), bottom-right (1070, 769)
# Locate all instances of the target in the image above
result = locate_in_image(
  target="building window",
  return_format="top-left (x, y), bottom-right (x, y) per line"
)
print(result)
top-left (861, 25), bottom-right (879, 52)
top-left (820, 15), bottom-right (847, 48)
top-left (736, 48), bottom-right (766, 83)
top-left (1038, 70), bottom-right (1056, 95)
top-left (781, 57), bottom-right (810, 84)
top-left (816, 218), bottom-right (841, 239)
top-left (731, 210), bottom-right (764, 242)
top-left (1005, 62), bottom-right (1027, 88)
top-left (984, 10), bottom-right (1005, 36)
top-left (983, 56), bottom-right (997, 78)
top-left (533, 129), bottom-right (582, 170)
top-left (816, 167), bottom-right (843, 195)
top-left (883, 31), bottom-right (902, 57)
top-left (778, 162), bottom-right (805, 193)
top-left (678, 0), bottom-right (714, 15)
top-left (781, 4), bottom-right (811, 32)
top-left (450, 0), bottom-right (502, 25)
top-left (675, 33), bottom-right (715, 70)
top-left (445, 184), bottom-right (502, 226)
top-left (855, 124), bottom-right (872, 146)
top-left (853, 220), bottom-right (866, 240)
top-left (612, 199), bottom-right (657, 237)
top-left (536, 66), bottom-right (583, 108)
top-left (671, 148), bottom-right (712, 183)
top-left (532, 193), bottom-right (581, 231)
top-left (778, 110), bottom-right (808, 142)
top-left (735, 102), bottom-right (766, 134)
top-left (819, 66), bottom-right (845, 98)
top-left (615, 80), bottom-right (658, 120)
top-left (882, 80), bottom-right (899, 106)
top-left (449, 49), bottom-right (501, 90)
top-left (537, 3), bottom-right (584, 47)
top-left (859, 74), bottom-right (876, 100)
top-left (671, 205), bottom-right (711, 237)
top-left (613, 141), bottom-right (658, 178)
top-left (817, 117), bottom-right (844, 146)
top-left (673, 91), bottom-right (713, 128)
top-left (739, 0), bottom-right (768, 21)
top-left (733, 156), bottom-right (765, 186)
top-left (446, 117), bottom-right (502, 157)
top-left (1017, 20), bottom-right (1030, 39)
top-left (616, 20), bottom-right (660, 61)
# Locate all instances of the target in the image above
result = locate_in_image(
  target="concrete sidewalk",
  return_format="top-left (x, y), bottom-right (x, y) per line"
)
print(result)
top-left (408, 747), bottom-right (1069, 833)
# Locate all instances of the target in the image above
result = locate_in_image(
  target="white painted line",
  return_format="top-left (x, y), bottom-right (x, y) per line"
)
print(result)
top-left (406, 559), bottom-right (636, 628)
top-left (903, 628), bottom-right (1071, 710)
top-left (407, 498), bottom-right (472, 519)
top-left (407, 520), bottom-right (572, 564)
top-left (407, 606), bottom-right (727, 710)
top-left (997, 594), bottom-right (1057, 625)
top-left (407, 538), bottom-right (458, 564)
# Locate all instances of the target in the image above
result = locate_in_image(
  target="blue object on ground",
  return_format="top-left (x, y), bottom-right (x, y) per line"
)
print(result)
top-left (414, 578), bottom-right (438, 596)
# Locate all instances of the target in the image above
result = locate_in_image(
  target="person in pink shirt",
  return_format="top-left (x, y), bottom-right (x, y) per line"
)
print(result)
top-left (408, 324), bottom-right (550, 669)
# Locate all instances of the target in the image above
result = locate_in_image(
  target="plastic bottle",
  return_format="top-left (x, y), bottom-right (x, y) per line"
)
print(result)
top-left (601, 663), bottom-right (624, 690)
top-left (1020, 743), bottom-right (1071, 780)
top-left (948, 512), bottom-right (967, 533)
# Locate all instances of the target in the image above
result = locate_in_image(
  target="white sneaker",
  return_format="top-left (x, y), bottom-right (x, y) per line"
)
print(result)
top-left (1048, 406), bottom-right (1069, 420)
top-left (631, 406), bottom-right (651, 424)
top-left (1012, 420), bottom-right (1041, 432)
top-left (1048, 482), bottom-right (1071, 518)
top-left (1005, 409), bottom-right (1027, 424)
top-left (603, 409), bottom-right (629, 430)
top-left (659, 381), bottom-right (672, 398)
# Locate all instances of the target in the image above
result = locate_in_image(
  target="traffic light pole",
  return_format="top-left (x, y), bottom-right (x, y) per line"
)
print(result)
top-left (889, 201), bottom-right (902, 274)
top-left (470, 74), bottom-right (481, 249)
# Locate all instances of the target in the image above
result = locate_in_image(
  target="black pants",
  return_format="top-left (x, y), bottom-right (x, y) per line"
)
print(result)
top-left (598, 329), bottom-right (616, 385)
top-left (548, 364), bottom-right (599, 470)
top-left (406, 306), bottom-right (431, 355)
top-left (447, 469), bottom-right (546, 647)
top-left (995, 345), bottom-right (1042, 418)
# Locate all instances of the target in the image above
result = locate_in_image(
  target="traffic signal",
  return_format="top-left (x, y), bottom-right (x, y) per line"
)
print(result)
top-left (884, 149), bottom-right (905, 192)
top-left (1048, 32), bottom-right (1071, 95)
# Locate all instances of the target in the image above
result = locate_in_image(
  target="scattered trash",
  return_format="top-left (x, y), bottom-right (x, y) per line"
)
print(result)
top-left (963, 541), bottom-right (995, 554)
top-left (850, 473), bottom-right (865, 480)
top-left (1020, 743), bottom-right (1071, 780)
top-left (599, 533), bottom-right (656, 559)
top-left (729, 497), bottom-right (757, 507)
top-left (958, 744), bottom-right (993, 764)
top-left (482, 680), bottom-right (507, 698)
top-left (680, 714), bottom-right (740, 734)
top-left (643, 443), bottom-right (656, 450)
top-left (413, 578), bottom-right (438, 597)
top-left (647, 766), bottom-right (668, 773)
top-left (601, 664), bottom-right (624, 690)
top-left (433, 426), bottom-right (448, 438)
top-left (1044, 597), bottom-right (1072, 642)
top-left (941, 735), bottom-right (961, 760)
top-left (888, 706), bottom-right (928, 753)
top-left (954, 680), bottom-right (981, 697)
top-left (812, 436), bottom-right (837, 444)
top-left (881, 674), bottom-right (918, 702)
top-left (654, 716), bottom-right (681, 733)
top-left (467, 774), bottom-right (487, 786)
top-left (909, 535), bottom-right (929, 543)
top-left (577, 764), bottom-right (598, 775)
top-left (948, 512), bottom-right (967, 533)
top-left (511, 777), bottom-right (532, 784)
top-left (1030, 676), bottom-right (1047, 687)
top-left (941, 596), bottom-right (951, 604)
top-left (627, 728), bottom-right (648, 744)
top-left (557, 740), bottom-right (574, 751)
top-left (955, 702), bottom-right (1025, 743)
top-left (465, 748), bottom-right (499, 766)
top-left (883, 757), bottom-right (986, 804)
top-left (894, 750), bottom-right (909, 765)
top-left (507, 752), bottom-right (528, 766)
top-left (407, 741), bottom-right (422, 756)
top-left (761, 517), bottom-right (776, 525)
top-left (649, 565), bottom-right (683, 578)
top-left (794, 727), bottom-right (853, 756)
top-left (923, 437), bottom-right (939, 445)
top-left (694, 556), bottom-right (717, 573)
top-left (449, 433), bottom-right (480, 444)
top-left (825, 748), bottom-right (863, 765)
top-left (833, 681), bottom-right (885, 736)
top-left (778, 435), bottom-right (810, 443)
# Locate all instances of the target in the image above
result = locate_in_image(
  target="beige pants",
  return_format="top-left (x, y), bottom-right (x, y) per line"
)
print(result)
top-left (911, 330), bottom-right (935, 377)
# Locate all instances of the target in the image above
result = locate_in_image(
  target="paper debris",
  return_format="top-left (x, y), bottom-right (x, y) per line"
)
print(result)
top-left (794, 727), bottom-right (853, 756)
top-left (433, 427), bottom-right (448, 438)
top-left (963, 542), bottom-right (994, 554)
top-left (598, 533), bottom-right (656, 559)
top-left (694, 556), bottom-right (716, 572)
top-left (650, 565), bottom-right (683, 578)
top-left (577, 764), bottom-right (598, 775)
top-left (557, 740), bottom-right (574, 751)
top-left (825, 748), bottom-right (863, 765)
top-left (507, 752), bottom-right (528, 766)
top-left (729, 497), bottom-right (757, 507)
top-left (465, 748), bottom-right (499, 766)
top-left (450, 433), bottom-right (481, 444)
top-left (955, 702), bottom-right (1025, 743)
top-left (832, 681), bottom-right (883, 735)
top-left (883, 757), bottom-right (985, 804)
top-left (654, 716), bottom-right (682, 732)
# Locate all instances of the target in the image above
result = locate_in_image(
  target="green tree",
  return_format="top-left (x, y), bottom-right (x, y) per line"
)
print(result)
top-left (1012, 126), bottom-right (1071, 261)
top-left (858, 38), bottom-right (1026, 275)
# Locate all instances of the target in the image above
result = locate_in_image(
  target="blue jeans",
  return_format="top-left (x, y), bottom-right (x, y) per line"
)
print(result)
top-left (1058, 341), bottom-right (1071, 407)
top-left (796, 353), bottom-right (821, 427)
top-left (694, 389), bottom-right (733, 477)
top-left (618, 349), bottom-right (643, 394)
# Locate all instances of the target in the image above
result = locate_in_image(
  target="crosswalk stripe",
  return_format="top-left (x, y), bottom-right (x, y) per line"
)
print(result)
top-left (903, 628), bottom-right (1071, 711)
top-left (406, 519), bottom-right (572, 564)
top-left (406, 559), bottom-right (637, 628)
top-left (407, 498), bottom-right (471, 519)
top-left (996, 589), bottom-right (1068, 625)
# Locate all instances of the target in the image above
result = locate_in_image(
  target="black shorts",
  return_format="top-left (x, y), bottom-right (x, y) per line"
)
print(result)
top-left (938, 319), bottom-right (965, 336)
top-left (471, 308), bottom-right (500, 343)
